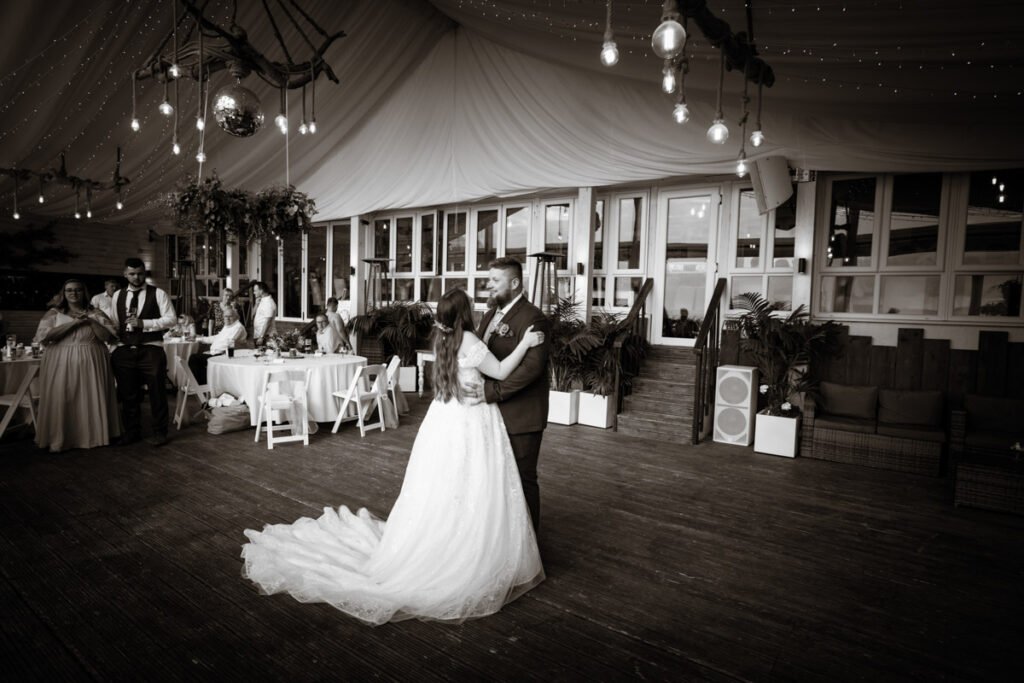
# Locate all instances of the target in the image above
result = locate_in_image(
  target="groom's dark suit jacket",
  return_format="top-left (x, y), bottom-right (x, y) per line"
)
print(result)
top-left (478, 295), bottom-right (551, 435)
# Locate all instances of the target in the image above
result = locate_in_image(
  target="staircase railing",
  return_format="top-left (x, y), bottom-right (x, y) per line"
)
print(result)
top-left (692, 278), bottom-right (727, 444)
top-left (612, 278), bottom-right (654, 430)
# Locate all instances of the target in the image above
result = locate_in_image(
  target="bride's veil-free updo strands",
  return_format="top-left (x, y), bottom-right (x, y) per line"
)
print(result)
top-left (431, 288), bottom-right (476, 403)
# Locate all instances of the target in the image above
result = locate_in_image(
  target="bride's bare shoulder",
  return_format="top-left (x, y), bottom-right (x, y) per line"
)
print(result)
top-left (459, 331), bottom-right (482, 353)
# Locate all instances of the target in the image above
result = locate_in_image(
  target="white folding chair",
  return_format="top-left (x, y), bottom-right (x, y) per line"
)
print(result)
top-left (384, 355), bottom-right (402, 427)
top-left (173, 356), bottom-right (211, 430)
top-left (254, 368), bottom-right (313, 449)
top-left (331, 364), bottom-right (387, 437)
top-left (0, 364), bottom-right (40, 439)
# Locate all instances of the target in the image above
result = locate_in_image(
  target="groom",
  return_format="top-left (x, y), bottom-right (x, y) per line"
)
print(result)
top-left (478, 257), bottom-right (551, 531)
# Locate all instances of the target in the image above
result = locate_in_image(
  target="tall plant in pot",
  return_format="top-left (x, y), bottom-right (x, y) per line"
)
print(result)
top-left (734, 292), bottom-right (843, 457)
top-left (578, 313), bottom-right (650, 428)
top-left (546, 297), bottom-right (601, 425)
top-left (350, 301), bottom-right (434, 390)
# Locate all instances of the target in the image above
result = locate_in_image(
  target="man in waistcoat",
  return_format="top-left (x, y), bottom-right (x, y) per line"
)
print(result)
top-left (109, 258), bottom-right (177, 446)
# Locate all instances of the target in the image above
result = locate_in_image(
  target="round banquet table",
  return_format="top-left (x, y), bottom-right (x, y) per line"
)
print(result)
top-left (207, 354), bottom-right (367, 426)
top-left (0, 355), bottom-right (42, 393)
top-left (163, 340), bottom-right (201, 385)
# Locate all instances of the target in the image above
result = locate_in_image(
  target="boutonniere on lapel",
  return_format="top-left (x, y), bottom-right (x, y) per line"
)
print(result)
top-left (495, 322), bottom-right (513, 338)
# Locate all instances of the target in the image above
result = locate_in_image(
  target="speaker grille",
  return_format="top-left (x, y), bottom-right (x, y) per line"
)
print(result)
top-left (719, 376), bottom-right (750, 406)
top-left (716, 407), bottom-right (748, 436)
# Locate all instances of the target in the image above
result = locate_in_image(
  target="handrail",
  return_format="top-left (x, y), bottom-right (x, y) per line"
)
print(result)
top-left (691, 278), bottom-right (727, 444)
top-left (612, 278), bottom-right (654, 430)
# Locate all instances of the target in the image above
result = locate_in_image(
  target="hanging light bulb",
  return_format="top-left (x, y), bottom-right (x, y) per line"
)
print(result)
top-left (736, 152), bottom-right (748, 178)
top-left (12, 210), bottom-right (19, 220)
top-left (308, 118), bottom-right (317, 134)
top-left (999, 183), bottom-right (1005, 192)
top-left (196, 150), bottom-right (206, 163)
top-left (673, 102), bottom-right (690, 124)
top-left (750, 77), bottom-right (766, 148)
top-left (74, 187), bottom-right (81, 219)
top-left (275, 113), bottom-right (287, 129)
top-left (130, 74), bottom-right (140, 131)
top-left (992, 176), bottom-right (998, 185)
top-left (750, 129), bottom-right (765, 147)
top-left (299, 122), bottom-right (308, 135)
top-left (159, 78), bottom-right (173, 116)
top-left (276, 86), bottom-right (287, 133)
top-left (116, 199), bottom-right (124, 210)
top-left (661, 61), bottom-right (677, 94)
top-left (12, 175), bottom-right (20, 219)
top-left (672, 62), bottom-right (689, 124)
top-left (169, 63), bottom-right (181, 79)
top-left (172, 140), bottom-right (181, 155)
top-left (999, 194), bottom-right (1006, 203)
top-left (37, 177), bottom-right (44, 204)
top-left (196, 116), bottom-right (205, 131)
top-left (707, 51), bottom-right (729, 144)
top-left (130, 117), bottom-right (141, 132)
top-left (651, 1), bottom-right (686, 60)
top-left (600, 1), bottom-right (618, 67)
top-left (85, 187), bottom-right (92, 218)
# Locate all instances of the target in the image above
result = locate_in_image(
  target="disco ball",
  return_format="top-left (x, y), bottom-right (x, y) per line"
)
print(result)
top-left (212, 82), bottom-right (264, 137)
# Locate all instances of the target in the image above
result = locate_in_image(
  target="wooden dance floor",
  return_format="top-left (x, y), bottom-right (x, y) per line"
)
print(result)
top-left (1, 395), bottom-right (1022, 681)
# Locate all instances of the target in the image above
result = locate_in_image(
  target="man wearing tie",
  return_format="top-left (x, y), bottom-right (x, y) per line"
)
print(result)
top-left (109, 258), bottom-right (177, 446)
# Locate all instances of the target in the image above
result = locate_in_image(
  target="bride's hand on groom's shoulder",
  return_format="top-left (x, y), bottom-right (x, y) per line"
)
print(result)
top-left (522, 324), bottom-right (544, 348)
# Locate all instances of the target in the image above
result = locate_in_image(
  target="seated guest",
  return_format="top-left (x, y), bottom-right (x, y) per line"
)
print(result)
top-left (324, 297), bottom-right (352, 346)
top-left (314, 314), bottom-right (348, 353)
top-left (187, 305), bottom-right (247, 384)
top-left (167, 314), bottom-right (197, 339)
top-left (90, 279), bottom-right (119, 318)
top-left (32, 279), bottom-right (121, 452)
top-left (211, 287), bottom-right (242, 333)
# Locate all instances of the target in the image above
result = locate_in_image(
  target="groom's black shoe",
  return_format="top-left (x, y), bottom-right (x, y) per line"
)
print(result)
top-left (145, 433), bottom-right (168, 447)
top-left (116, 432), bottom-right (141, 447)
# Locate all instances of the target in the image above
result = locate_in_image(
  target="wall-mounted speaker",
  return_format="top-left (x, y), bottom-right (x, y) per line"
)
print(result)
top-left (750, 156), bottom-right (794, 215)
top-left (713, 365), bottom-right (758, 446)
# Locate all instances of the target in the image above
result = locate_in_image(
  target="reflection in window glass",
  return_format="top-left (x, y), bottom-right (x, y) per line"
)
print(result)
top-left (421, 214), bottom-right (436, 272)
top-left (772, 190), bottom-right (797, 268)
top-left (395, 217), bottom-right (413, 273)
top-left (331, 222), bottom-right (350, 302)
top-left (545, 204), bottom-right (570, 270)
top-left (505, 207), bottom-right (528, 262)
top-left (374, 219), bottom-right (390, 260)
top-left (592, 276), bottom-right (606, 308)
top-left (593, 200), bottom-right (604, 270)
top-left (819, 275), bottom-right (874, 313)
top-left (476, 210), bottom-right (498, 272)
top-left (730, 275), bottom-right (762, 308)
top-left (618, 197), bottom-right (642, 269)
top-left (613, 276), bottom-right (643, 308)
top-left (887, 173), bottom-right (941, 266)
top-left (964, 170), bottom-right (1023, 265)
top-left (828, 178), bottom-right (876, 267)
top-left (446, 212), bottom-right (466, 272)
top-left (420, 277), bottom-right (441, 303)
top-left (879, 275), bottom-right (940, 315)
top-left (307, 228), bottom-right (327, 316)
top-left (445, 277), bottom-right (467, 294)
top-left (281, 231), bottom-right (303, 318)
top-left (953, 273), bottom-right (1023, 317)
top-left (663, 196), bottom-right (711, 332)
top-left (767, 276), bottom-right (793, 311)
top-left (393, 278), bottom-right (414, 302)
top-left (735, 190), bottom-right (761, 268)
top-left (473, 277), bottom-right (490, 305)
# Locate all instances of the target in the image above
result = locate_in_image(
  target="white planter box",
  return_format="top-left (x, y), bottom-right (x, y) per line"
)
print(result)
top-left (578, 392), bottom-right (615, 429)
top-left (398, 366), bottom-right (418, 393)
top-left (548, 390), bottom-right (579, 425)
top-left (753, 411), bottom-right (801, 458)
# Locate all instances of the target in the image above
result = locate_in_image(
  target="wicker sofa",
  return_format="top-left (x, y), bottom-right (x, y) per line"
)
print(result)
top-left (951, 394), bottom-right (1024, 515)
top-left (800, 381), bottom-right (945, 476)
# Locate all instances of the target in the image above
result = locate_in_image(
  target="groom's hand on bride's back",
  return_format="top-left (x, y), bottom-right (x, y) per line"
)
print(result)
top-left (460, 379), bottom-right (485, 404)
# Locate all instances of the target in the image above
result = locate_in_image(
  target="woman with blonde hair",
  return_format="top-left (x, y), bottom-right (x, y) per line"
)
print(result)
top-left (242, 287), bottom-right (545, 625)
top-left (32, 279), bottom-right (121, 452)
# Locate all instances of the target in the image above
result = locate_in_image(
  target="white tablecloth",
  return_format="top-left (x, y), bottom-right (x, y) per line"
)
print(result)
top-left (0, 356), bottom-right (41, 394)
top-left (163, 340), bottom-right (200, 385)
top-left (208, 354), bottom-right (367, 425)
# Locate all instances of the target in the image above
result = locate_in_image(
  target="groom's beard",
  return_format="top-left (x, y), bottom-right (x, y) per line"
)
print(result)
top-left (488, 291), bottom-right (512, 310)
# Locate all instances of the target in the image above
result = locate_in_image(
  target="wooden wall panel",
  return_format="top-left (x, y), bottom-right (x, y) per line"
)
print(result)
top-left (976, 331), bottom-right (1009, 397)
top-left (869, 346), bottom-right (896, 389)
top-left (1005, 342), bottom-right (1024, 400)
top-left (845, 336), bottom-right (873, 385)
top-left (894, 328), bottom-right (924, 390)
top-left (920, 339), bottom-right (951, 392)
top-left (946, 349), bottom-right (978, 408)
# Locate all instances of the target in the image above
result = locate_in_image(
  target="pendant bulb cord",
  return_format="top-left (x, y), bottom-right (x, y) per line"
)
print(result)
top-left (715, 50), bottom-right (725, 118)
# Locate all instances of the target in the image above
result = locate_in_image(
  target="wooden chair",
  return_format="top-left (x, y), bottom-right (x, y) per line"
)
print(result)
top-left (384, 355), bottom-right (402, 427)
top-left (0, 364), bottom-right (40, 439)
top-left (331, 364), bottom-right (387, 437)
top-left (173, 356), bottom-right (211, 430)
top-left (254, 368), bottom-right (313, 449)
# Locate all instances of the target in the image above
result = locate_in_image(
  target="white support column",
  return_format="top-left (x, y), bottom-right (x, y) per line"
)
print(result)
top-left (573, 187), bottom-right (596, 321)
top-left (792, 180), bottom-right (816, 314)
top-left (349, 215), bottom-right (366, 317)
top-left (224, 240), bottom-right (240, 290)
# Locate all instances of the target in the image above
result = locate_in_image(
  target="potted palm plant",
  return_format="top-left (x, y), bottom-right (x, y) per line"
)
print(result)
top-left (546, 297), bottom-right (601, 425)
top-left (578, 313), bottom-right (649, 428)
top-left (734, 292), bottom-right (842, 457)
top-left (350, 301), bottom-right (434, 390)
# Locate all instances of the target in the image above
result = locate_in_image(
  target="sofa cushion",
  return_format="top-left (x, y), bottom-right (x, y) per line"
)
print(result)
top-left (878, 389), bottom-right (944, 428)
top-left (965, 395), bottom-right (1024, 435)
top-left (877, 423), bottom-right (946, 444)
top-left (814, 414), bottom-right (877, 434)
top-left (965, 431), bottom-right (1021, 453)
top-left (819, 381), bottom-right (878, 420)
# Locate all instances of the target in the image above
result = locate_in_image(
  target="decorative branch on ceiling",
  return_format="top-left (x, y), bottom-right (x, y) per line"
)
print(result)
top-left (2, 148), bottom-right (130, 220)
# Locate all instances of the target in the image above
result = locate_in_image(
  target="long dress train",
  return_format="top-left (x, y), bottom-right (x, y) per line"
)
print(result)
top-left (241, 339), bottom-right (544, 625)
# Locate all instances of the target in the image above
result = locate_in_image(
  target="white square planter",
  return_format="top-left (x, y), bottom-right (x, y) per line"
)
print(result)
top-left (753, 411), bottom-right (801, 458)
top-left (578, 392), bottom-right (615, 429)
top-left (548, 390), bottom-right (579, 425)
top-left (398, 366), bottom-right (418, 393)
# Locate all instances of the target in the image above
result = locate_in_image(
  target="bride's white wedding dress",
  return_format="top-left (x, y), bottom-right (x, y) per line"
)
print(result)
top-left (241, 339), bottom-right (544, 625)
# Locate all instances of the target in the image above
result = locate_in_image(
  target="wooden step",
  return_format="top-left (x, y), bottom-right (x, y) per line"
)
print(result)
top-left (616, 413), bottom-right (690, 442)
top-left (632, 376), bottom-right (694, 395)
top-left (641, 359), bottom-right (697, 377)
top-left (623, 394), bottom-right (692, 416)
top-left (646, 346), bottom-right (698, 360)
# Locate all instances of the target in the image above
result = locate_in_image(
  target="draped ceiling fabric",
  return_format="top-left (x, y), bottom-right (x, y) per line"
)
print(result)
top-left (2, 0), bottom-right (1023, 226)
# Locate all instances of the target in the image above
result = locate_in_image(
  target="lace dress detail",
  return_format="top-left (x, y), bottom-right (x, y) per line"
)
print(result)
top-left (241, 337), bottom-right (544, 625)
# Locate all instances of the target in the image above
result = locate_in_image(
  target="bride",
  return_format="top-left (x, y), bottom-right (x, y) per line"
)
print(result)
top-left (241, 288), bottom-right (546, 625)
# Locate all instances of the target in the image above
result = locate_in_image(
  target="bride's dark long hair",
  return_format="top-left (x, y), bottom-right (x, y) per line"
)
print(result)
top-left (431, 288), bottom-right (476, 403)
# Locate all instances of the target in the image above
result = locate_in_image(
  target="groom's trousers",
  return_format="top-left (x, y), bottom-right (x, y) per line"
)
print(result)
top-left (508, 431), bottom-right (542, 532)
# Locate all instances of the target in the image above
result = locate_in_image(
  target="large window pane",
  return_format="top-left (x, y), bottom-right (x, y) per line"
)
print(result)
top-left (395, 217), bottom-right (413, 273)
top-left (476, 209), bottom-right (498, 271)
top-left (953, 273), bottom-right (1023, 317)
top-left (767, 276), bottom-right (793, 311)
top-left (420, 277), bottom-right (441, 303)
top-left (544, 203), bottom-right (570, 270)
top-left (964, 170), bottom-right (1023, 265)
top-left (618, 197), bottom-right (642, 269)
top-left (592, 275), bottom-right (606, 307)
top-left (445, 277), bottom-right (467, 294)
top-left (593, 200), bottom-right (604, 270)
top-left (735, 190), bottom-right (761, 268)
top-left (474, 277), bottom-right (490, 305)
top-left (879, 275), bottom-right (940, 315)
top-left (828, 178), bottom-right (876, 267)
top-left (259, 238), bottom-right (279, 312)
top-left (374, 219), bottom-right (390, 261)
top-left (819, 275), bottom-right (874, 313)
top-left (730, 275), bottom-right (762, 308)
top-left (887, 173), bottom-right (941, 266)
top-left (663, 196), bottom-right (711, 330)
top-left (772, 190), bottom-right (797, 268)
top-left (446, 212), bottom-right (467, 272)
top-left (331, 221), bottom-right (351, 302)
top-left (307, 228), bottom-right (327, 317)
top-left (421, 214), bottom-right (436, 272)
top-left (393, 278), bottom-right (414, 302)
top-left (613, 276), bottom-right (643, 309)
top-left (505, 207), bottom-right (528, 262)
top-left (281, 231), bottom-right (303, 318)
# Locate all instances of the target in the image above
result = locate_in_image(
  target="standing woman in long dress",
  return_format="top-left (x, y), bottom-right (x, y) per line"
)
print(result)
top-left (32, 279), bottom-right (121, 452)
